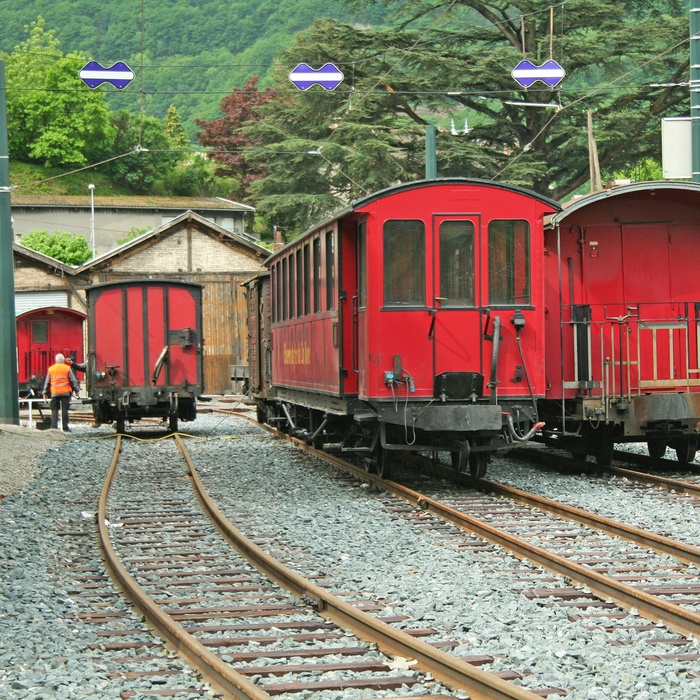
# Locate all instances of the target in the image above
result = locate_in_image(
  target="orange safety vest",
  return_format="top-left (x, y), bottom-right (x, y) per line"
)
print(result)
top-left (48, 363), bottom-right (72, 396)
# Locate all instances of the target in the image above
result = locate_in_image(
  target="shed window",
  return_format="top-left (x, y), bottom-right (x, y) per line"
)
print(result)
top-left (384, 220), bottom-right (425, 306)
top-left (440, 220), bottom-right (474, 307)
top-left (488, 220), bottom-right (530, 305)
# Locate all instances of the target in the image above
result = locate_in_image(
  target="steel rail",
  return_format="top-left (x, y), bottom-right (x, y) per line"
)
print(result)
top-left (173, 433), bottom-right (544, 700)
top-left (97, 435), bottom-right (273, 700)
top-left (248, 427), bottom-right (700, 643)
top-left (520, 443), bottom-right (700, 498)
top-left (476, 477), bottom-right (700, 566)
top-left (607, 463), bottom-right (700, 499)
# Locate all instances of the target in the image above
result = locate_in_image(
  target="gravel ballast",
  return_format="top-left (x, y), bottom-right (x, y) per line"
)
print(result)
top-left (3, 412), bottom-right (700, 698)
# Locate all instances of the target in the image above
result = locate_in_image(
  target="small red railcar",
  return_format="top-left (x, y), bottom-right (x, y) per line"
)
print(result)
top-left (540, 181), bottom-right (700, 464)
top-left (86, 279), bottom-right (204, 432)
top-left (248, 178), bottom-right (559, 477)
top-left (16, 307), bottom-right (86, 396)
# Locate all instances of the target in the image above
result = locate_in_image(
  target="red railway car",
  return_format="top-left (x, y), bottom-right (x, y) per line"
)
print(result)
top-left (16, 307), bottom-right (86, 396)
top-left (87, 279), bottom-right (204, 432)
top-left (248, 178), bottom-right (559, 477)
top-left (539, 181), bottom-right (700, 464)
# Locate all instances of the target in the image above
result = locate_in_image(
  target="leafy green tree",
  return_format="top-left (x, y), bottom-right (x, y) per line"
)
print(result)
top-left (3, 17), bottom-right (116, 167)
top-left (164, 105), bottom-right (190, 151)
top-left (337, 0), bottom-right (688, 197)
top-left (220, 3), bottom-right (688, 233)
top-left (107, 110), bottom-right (180, 192)
top-left (21, 230), bottom-right (92, 265)
top-left (117, 227), bottom-right (150, 245)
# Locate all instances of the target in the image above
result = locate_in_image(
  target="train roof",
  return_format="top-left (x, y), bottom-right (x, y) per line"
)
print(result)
top-left (550, 180), bottom-right (700, 225)
top-left (269, 178), bottom-right (560, 263)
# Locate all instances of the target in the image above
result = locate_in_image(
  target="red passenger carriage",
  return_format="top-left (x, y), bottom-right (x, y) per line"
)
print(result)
top-left (248, 178), bottom-right (559, 477)
top-left (16, 307), bottom-right (86, 396)
top-left (540, 182), bottom-right (700, 464)
top-left (87, 279), bottom-right (204, 433)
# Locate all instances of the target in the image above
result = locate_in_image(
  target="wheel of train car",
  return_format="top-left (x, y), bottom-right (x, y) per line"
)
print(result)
top-left (374, 446), bottom-right (395, 479)
top-left (256, 403), bottom-right (267, 424)
top-left (115, 417), bottom-right (126, 434)
top-left (451, 444), bottom-right (471, 473)
top-left (647, 438), bottom-right (666, 460)
top-left (672, 436), bottom-right (698, 464)
top-left (469, 451), bottom-right (489, 479)
top-left (169, 414), bottom-right (179, 433)
top-left (591, 440), bottom-right (614, 467)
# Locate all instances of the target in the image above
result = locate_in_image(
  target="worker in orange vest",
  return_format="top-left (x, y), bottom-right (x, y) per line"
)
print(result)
top-left (43, 353), bottom-right (79, 432)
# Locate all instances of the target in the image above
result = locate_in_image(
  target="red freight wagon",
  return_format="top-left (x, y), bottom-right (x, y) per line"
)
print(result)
top-left (540, 181), bottom-right (700, 464)
top-left (248, 178), bottom-right (559, 477)
top-left (16, 307), bottom-right (86, 396)
top-left (87, 279), bottom-right (204, 433)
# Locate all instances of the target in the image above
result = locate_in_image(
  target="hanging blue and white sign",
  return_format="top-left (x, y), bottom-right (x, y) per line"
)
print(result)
top-left (79, 61), bottom-right (134, 89)
top-left (289, 63), bottom-right (344, 91)
top-left (511, 59), bottom-right (565, 89)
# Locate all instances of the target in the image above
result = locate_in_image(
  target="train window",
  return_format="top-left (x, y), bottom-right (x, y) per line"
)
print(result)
top-left (32, 321), bottom-right (48, 344)
top-left (488, 220), bottom-right (530, 305)
top-left (357, 221), bottom-right (367, 309)
top-left (326, 230), bottom-right (335, 311)
top-left (296, 250), bottom-right (303, 317)
top-left (439, 220), bottom-right (475, 306)
top-left (303, 244), bottom-right (310, 315)
top-left (282, 257), bottom-right (288, 321)
top-left (289, 254), bottom-right (296, 319)
top-left (313, 237), bottom-right (322, 313)
top-left (272, 263), bottom-right (279, 323)
top-left (384, 220), bottom-right (426, 306)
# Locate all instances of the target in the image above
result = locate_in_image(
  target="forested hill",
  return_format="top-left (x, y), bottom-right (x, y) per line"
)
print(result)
top-left (0, 0), bottom-right (389, 134)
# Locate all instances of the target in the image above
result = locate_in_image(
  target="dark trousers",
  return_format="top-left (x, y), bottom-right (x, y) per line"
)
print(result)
top-left (50, 394), bottom-right (71, 430)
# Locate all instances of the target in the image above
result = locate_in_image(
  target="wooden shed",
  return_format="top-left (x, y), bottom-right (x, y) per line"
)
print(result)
top-left (79, 210), bottom-right (270, 395)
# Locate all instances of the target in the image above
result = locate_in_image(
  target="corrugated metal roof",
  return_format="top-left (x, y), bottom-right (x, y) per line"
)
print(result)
top-left (11, 194), bottom-right (255, 211)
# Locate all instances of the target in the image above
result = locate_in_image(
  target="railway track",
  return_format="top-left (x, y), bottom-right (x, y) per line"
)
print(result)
top-left (95, 432), bottom-right (548, 699)
top-left (196, 412), bottom-right (700, 689)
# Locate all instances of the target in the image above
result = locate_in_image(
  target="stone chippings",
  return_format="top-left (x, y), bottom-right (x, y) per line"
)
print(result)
top-left (189, 417), bottom-right (700, 700)
top-left (2, 413), bottom-right (700, 698)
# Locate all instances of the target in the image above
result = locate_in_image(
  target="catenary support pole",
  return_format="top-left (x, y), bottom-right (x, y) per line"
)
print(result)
top-left (691, 0), bottom-right (700, 182)
top-left (0, 60), bottom-right (19, 424)
top-left (425, 125), bottom-right (437, 179)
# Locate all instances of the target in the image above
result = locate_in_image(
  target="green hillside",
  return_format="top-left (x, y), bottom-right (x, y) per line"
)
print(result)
top-left (0, 0), bottom-right (389, 138)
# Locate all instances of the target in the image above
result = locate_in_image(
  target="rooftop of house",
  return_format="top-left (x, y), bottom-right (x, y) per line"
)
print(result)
top-left (11, 194), bottom-right (255, 212)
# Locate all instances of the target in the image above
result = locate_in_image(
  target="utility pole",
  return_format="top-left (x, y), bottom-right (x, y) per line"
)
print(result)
top-left (425, 125), bottom-right (437, 179)
top-left (587, 110), bottom-right (602, 192)
top-left (691, 0), bottom-right (700, 182)
top-left (0, 60), bottom-right (19, 424)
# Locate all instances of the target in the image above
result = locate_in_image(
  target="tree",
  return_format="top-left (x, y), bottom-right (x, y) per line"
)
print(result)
top-left (195, 76), bottom-right (279, 200)
top-left (117, 227), bottom-right (150, 245)
top-left (3, 17), bottom-right (116, 167)
top-left (163, 105), bottom-right (190, 152)
top-left (106, 110), bottom-right (180, 193)
top-left (21, 230), bottom-right (92, 265)
top-left (225, 3), bottom-right (688, 234)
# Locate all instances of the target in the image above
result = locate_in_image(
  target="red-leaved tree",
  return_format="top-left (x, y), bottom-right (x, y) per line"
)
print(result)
top-left (195, 76), bottom-right (278, 200)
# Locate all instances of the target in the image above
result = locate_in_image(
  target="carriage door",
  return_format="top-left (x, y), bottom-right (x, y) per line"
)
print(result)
top-left (431, 216), bottom-right (483, 386)
top-left (621, 223), bottom-right (688, 392)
